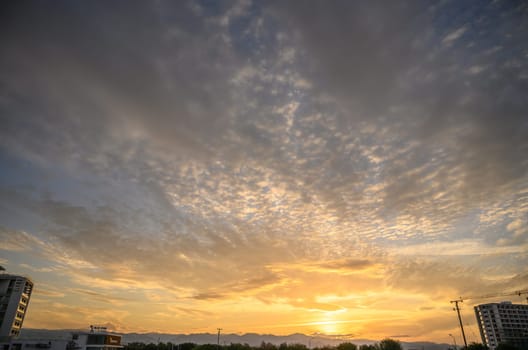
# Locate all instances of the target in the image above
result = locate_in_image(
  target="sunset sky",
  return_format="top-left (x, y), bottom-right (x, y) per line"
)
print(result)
top-left (1, 0), bottom-right (527, 344)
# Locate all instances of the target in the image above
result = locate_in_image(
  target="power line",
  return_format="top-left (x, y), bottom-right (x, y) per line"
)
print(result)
top-left (458, 289), bottom-right (528, 302)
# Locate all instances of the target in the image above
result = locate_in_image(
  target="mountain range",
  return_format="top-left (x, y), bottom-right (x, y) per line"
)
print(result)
top-left (19, 329), bottom-right (450, 350)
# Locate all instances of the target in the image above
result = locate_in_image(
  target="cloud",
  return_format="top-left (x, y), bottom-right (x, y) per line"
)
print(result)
top-left (193, 292), bottom-right (226, 301)
top-left (32, 284), bottom-right (66, 298)
top-left (70, 289), bottom-right (131, 305)
top-left (317, 259), bottom-right (375, 271)
top-left (0, 227), bottom-right (42, 252)
top-left (24, 300), bottom-right (130, 331)
top-left (2, 1), bottom-right (526, 251)
top-left (0, 0), bottom-right (527, 340)
top-left (442, 26), bottom-right (467, 44)
top-left (166, 305), bottom-right (214, 317)
top-left (386, 254), bottom-right (528, 300)
top-left (0, 1), bottom-right (240, 168)
top-left (18, 263), bottom-right (56, 273)
top-left (266, 0), bottom-right (528, 221)
top-left (387, 239), bottom-right (527, 256)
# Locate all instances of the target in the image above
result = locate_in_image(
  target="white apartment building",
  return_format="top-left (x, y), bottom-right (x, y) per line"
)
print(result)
top-left (474, 301), bottom-right (528, 350)
top-left (0, 274), bottom-right (33, 339)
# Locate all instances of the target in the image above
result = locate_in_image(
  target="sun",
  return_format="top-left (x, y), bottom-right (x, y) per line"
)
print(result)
top-left (312, 320), bottom-right (341, 335)
top-left (321, 321), bottom-right (339, 335)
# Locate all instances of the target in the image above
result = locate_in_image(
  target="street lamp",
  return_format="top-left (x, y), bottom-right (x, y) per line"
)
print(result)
top-left (217, 328), bottom-right (222, 350)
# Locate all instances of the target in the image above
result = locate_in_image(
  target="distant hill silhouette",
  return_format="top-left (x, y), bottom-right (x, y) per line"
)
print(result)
top-left (19, 329), bottom-right (449, 350)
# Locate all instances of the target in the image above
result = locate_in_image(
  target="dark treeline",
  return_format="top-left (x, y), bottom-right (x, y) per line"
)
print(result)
top-left (124, 339), bottom-right (403, 350)
top-left (125, 339), bottom-right (522, 350)
top-left (448, 343), bottom-right (522, 350)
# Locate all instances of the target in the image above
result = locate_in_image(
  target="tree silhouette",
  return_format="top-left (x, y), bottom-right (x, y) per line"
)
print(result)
top-left (378, 339), bottom-right (402, 350)
top-left (260, 342), bottom-right (277, 350)
top-left (359, 345), bottom-right (377, 350)
top-left (464, 343), bottom-right (488, 350)
top-left (337, 343), bottom-right (357, 350)
top-left (495, 343), bottom-right (518, 350)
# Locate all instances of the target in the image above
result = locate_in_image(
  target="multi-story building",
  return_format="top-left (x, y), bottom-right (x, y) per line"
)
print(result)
top-left (474, 301), bottom-right (528, 350)
top-left (0, 274), bottom-right (33, 339)
top-left (73, 326), bottom-right (124, 350)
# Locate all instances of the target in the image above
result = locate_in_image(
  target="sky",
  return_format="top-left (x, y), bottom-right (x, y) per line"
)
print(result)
top-left (1, 0), bottom-right (527, 344)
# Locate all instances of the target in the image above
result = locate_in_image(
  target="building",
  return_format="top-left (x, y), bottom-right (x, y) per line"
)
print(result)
top-left (74, 326), bottom-right (123, 350)
top-left (0, 274), bottom-right (33, 339)
top-left (1, 327), bottom-right (124, 350)
top-left (474, 301), bottom-right (528, 350)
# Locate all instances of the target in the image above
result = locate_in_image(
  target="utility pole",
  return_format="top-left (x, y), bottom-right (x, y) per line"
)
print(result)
top-left (217, 328), bottom-right (222, 350)
top-left (451, 299), bottom-right (468, 348)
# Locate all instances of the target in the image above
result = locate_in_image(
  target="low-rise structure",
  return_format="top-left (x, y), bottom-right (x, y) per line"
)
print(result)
top-left (1, 327), bottom-right (123, 350)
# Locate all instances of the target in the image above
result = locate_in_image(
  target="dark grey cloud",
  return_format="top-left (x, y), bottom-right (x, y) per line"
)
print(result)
top-left (0, 0), bottom-right (240, 166)
top-left (268, 1), bottom-right (429, 115)
top-left (3, 0), bottom-right (525, 234)
top-left (267, 0), bottom-right (528, 218)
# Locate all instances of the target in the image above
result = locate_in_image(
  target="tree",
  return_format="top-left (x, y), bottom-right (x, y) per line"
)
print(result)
top-left (337, 343), bottom-right (358, 350)
top-left (287, 344), bottom-right (308, 350)
top-left (227, 343), bottom-right (252, 350)
top-left (359, 345), bottom-right (377, 350)
top-left (377, 339), bottom-right (402, 350)
top-left (260, 342), bottom-right (277, 350)
top-left (195, 344), bottom-right (218, 350)
top-left (464, 343), bottom-right (488, 350)
top-left (124, 342), bottom-right (147, 350)
top-left (179, 343), bottom-right (198, 350)
top-left (495, 343), bottom-right (518, 350)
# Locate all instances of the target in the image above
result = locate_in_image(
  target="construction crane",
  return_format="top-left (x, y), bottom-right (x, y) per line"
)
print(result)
top-left (450, 289), bottom-right (528, 348)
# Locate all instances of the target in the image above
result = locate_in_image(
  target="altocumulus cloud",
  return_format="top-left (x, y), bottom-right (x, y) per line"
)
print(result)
top-left (0, 0), bottom-right (527, 340)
